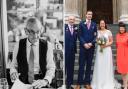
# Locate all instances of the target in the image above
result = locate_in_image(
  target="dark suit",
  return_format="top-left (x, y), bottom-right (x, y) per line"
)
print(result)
top-left (77, 20), bottom-right (97, 85)
top-left (65, 24), bottom-right (77, 87)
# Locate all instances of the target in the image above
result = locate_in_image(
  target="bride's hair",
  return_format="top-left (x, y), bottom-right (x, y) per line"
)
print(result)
top-left (98, 19), bottom-right (108, 30)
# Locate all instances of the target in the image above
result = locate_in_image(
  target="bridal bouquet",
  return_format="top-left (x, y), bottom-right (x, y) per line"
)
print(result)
top-left (97, 36), bottom-right (107, 52)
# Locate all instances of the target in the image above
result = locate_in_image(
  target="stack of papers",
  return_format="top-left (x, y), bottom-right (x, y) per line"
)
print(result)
top-left (11, 79), bottom-right (33, 89)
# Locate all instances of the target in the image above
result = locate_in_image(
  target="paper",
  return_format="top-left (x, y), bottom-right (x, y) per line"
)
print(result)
top-left (11, 79), bottom-right (33, 89)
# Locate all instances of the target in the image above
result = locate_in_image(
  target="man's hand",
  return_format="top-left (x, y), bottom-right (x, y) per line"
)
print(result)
top-left (10, 72), bottom-right (20, 82)
top-left (84, 43), bottom-right (90, 49)
top-left (32, 79), bottom-right (49, 88)
top-left (88, 43), bottom-right (93, 47)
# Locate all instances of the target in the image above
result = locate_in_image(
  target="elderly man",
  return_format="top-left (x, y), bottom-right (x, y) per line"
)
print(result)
top-left (10, 17), bottom-right (56, 88)
top-left (65, 16), bottom-right (78, 89)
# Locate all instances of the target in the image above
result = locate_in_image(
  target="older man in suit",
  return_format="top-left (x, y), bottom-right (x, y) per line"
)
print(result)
top-left (10, 17), bottom-right (56, 89)
top-left (75, 10), bottom-right (97, 89)
top-left (65, 16), bottom-right (78, 89)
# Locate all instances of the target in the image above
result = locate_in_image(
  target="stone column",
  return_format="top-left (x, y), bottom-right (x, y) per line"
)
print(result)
top-left (113, 0), bottom-right (118, 23)
top-left (65, 0), bottom-right (80, 24)
top-left (78, 0), bottom-right (87, 20)
top-left (1, 0), bottom-right (8, 76)
top-left (119, 0), bottom-right (128, 23)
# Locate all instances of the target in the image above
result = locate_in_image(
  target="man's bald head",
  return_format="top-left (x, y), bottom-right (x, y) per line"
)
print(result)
top-left (68, 15), bottom-right (75, 25)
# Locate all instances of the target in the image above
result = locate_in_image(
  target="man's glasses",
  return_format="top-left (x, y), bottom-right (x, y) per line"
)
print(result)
top-left (24, 28), bottom-right (40, 35)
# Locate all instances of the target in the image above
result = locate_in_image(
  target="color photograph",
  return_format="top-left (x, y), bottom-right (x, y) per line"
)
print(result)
top-left (64, 0), bottom-right (128, 89)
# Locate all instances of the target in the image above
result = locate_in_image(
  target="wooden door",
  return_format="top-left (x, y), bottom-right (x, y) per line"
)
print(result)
top-left (87, 0), bottom-right (113, 24)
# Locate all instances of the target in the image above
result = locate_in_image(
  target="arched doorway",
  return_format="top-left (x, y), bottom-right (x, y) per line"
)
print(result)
top-left (87, 0), bottom-right (113, 24)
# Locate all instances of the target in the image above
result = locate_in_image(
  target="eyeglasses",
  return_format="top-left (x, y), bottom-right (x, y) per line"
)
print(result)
top-left (24, 28), bottom-right (40, 35)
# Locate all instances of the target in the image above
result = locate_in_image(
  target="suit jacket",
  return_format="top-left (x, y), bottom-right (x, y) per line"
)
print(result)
top-left (65, 24), bottom-right (78, 54)
top-left (79, 20), bottom-right (97, 48)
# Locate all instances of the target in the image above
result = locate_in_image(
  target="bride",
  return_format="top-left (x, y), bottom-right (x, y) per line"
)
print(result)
top-left (91, 19), bottom-right (121, 89)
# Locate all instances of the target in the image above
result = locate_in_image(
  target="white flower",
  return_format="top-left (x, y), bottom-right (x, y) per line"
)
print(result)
top-left (74, 27), bottom-right (78, 30)
top-left (84, 22), bottom-right (87, 24)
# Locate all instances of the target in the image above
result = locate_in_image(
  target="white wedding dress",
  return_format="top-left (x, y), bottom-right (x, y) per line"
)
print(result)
top-left (91, 30), bottom-right (121, 89)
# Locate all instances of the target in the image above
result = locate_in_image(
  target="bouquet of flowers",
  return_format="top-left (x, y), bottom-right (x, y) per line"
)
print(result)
top-left (97, 36), bottom-right (107, 52)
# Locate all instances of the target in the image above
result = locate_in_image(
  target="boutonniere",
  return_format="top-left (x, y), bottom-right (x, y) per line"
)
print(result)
top-left (66, 27), bottom-right (69, 31)
top-left (74, 27), bottom-right (78, 31)
top-left (84, 21), bottom-right (87, 25)
top-left (94, 32), bottom-right (97, 36)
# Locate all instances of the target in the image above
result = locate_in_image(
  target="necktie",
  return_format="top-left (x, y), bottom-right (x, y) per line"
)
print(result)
top-left (87, 21), bottom-right (90, 30)
top-left (28, 44), bottom-right (34, 83)
top-left (70, 26), bottom-right (74, 35)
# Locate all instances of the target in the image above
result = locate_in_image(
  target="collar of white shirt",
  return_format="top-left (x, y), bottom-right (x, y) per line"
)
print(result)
top-left (86, 19), bottom-right (91, 23)
top-left (68, 24), bottom-right (73, 28)
top-left (27, 39), bottom-right (39, 47)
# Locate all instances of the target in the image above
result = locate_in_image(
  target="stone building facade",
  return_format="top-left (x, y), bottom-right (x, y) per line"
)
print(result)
top-left (65, 0), bottom-right (128, 24)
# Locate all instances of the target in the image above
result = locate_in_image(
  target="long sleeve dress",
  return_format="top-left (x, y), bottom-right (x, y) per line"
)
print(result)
top-left (116, 33), bottom-right (128, 74)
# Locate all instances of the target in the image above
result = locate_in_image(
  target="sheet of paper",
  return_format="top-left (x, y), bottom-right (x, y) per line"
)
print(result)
top-left (11, 79), bottom-right (33, 89)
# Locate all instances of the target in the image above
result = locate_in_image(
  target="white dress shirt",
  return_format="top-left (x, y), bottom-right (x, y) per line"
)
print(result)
top-left (10, 38), bottom-right (56, 84)
top-left (68, 24), bottom-right (74, 34)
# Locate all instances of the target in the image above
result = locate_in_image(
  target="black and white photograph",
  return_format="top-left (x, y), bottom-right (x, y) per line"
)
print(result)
top-left (1, 0), bottom-right (63, 89)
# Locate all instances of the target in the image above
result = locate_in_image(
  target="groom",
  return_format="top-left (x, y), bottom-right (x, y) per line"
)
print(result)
top-left (75, 10), bottom-right (97, 89)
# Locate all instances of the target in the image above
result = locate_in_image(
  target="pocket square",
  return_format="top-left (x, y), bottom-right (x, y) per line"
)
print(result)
top-left (94, 32), bottom-right (97, 36)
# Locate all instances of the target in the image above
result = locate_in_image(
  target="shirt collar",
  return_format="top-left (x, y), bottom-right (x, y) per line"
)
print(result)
top-left (27, 38), bottom-right (39, 47)
top-left (86, 19), bottom-right (91, 23)
top-left (68, 24), bottom-right (73, 28)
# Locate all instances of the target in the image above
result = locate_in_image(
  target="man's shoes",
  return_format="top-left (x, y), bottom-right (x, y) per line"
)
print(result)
top-left (69, 86), bottom-right (74, 89)
top-left (75, 85), bottom-right (80, 89)
top-left (84, 84), bottom-right (92, 89)
top-left (66, 85), bottom-right (74, 89)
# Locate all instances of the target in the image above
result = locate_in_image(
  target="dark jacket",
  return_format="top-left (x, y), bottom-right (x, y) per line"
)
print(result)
top-left (17, 38), bottom-right (47, 84)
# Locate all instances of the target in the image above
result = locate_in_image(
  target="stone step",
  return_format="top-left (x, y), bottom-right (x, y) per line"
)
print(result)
top-left (76, 45), bottom-right (117, 50)
top-left (76, 48), bottom-right (117, 54)
top-left (73, 63), bottom-right (117, 70)
top-left (75, 53), bottom-right (117, 57)
top-left (73, 73), bottom-right (122, 84)
top-left (75, 54), bottom-right (117, 60)
top-left (76, 40), bottom-right (117, 46)
top-left (74, 60), bottom-right (117, 67)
